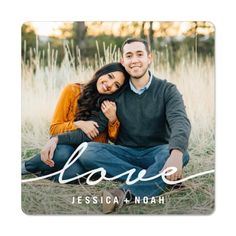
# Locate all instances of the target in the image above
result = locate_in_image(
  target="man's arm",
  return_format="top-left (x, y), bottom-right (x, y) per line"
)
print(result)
top-left (161, 84), bottom-right (191, 180)
top-left (165, 84), bottom-right (191, 154)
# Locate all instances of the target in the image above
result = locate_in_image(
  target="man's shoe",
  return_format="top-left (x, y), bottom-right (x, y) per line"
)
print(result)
top-left (21, 161), bottom-right (30, 175)
top-left (102, 189), bottom-right (127, 214)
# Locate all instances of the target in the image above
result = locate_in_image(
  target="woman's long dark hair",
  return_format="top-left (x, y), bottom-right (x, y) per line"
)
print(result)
top-left (75, 62), bottom-right (129, 121)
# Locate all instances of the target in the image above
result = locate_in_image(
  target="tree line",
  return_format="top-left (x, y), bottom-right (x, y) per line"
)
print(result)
top-left (22, 21), bottom-right (214, 68)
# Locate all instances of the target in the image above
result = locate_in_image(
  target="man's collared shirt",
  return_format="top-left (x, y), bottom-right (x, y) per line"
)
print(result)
top-left (129, 71), bottom-right (153, 95)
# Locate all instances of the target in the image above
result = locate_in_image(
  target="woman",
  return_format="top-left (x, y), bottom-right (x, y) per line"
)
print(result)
top-left (22, 62), bottom-right (129, 180)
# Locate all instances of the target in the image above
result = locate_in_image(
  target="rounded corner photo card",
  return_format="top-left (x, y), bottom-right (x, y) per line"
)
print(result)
top-left (21, 21), bottom-right (215, 215)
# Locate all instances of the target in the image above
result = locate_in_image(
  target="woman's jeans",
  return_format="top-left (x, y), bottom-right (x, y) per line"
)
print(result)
top-left (25, 144), bottom-right (85, 183)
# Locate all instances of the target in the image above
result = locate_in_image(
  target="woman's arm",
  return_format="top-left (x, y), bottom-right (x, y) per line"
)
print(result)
top-left (49, 84), bottom-right (79, 135)
top-left (41, 111), bottom-right (108, 166)
top-left (74, 120), bottom-right (99, 139)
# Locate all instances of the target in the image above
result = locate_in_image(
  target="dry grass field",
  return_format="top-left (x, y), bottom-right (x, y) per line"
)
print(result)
top-left (21, 42), bottom-right (215, 214)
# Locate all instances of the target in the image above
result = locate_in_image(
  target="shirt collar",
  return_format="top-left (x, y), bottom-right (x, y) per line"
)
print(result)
top-left (129, 71), bottom-right (153, 95)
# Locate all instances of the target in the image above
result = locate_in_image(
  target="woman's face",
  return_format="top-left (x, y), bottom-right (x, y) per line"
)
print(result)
top-left (96, 71), bottom-right (125, 94)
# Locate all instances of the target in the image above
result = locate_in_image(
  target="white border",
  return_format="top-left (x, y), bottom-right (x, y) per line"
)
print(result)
top-left (1, 0), bottom-right (236, 235)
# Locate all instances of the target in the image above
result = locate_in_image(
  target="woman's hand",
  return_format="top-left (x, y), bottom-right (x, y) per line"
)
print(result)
top-left (40, 137), bottom-right (58, 167)
top-left (74, 120), bottom-right (99, 139)
top-left (101, 100), bottom-right (118, 124)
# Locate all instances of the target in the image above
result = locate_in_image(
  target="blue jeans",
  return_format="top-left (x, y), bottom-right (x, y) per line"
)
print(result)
top-left (78, 142), bottom-right (190, 198)
top-left (25, 144), bottom-right (86, 183)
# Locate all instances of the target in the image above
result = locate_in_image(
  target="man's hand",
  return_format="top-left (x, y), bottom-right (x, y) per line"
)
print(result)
top-left (101, 100), bottom-right (118, 124)
top-left (160, 149), bottom-right (183, 181)
top-left (74, 120), bottom-right (99, 139)
top-left (40, 137), bottom-right (58, 167)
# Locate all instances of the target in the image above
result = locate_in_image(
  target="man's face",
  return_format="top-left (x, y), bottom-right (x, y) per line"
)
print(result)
top-left (121, 42), bottom-right (152, 79)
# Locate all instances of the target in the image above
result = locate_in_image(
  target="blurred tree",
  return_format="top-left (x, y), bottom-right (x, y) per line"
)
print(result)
top-left (147, 21), bottom-right (154, 49)
top-left (140, 21), bottom-right (154, 49)
top-left (49, 22), bottom-right (89, 66)
top-left (72, 22), bottom-right (87, 57)
top-left (58, 22), bottom-right (73, 38)
top-left (21, 22), bottom-right (37, 62)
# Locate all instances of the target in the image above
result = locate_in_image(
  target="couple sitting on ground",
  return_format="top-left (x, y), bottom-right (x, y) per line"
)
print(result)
top-left (22, 37), bottom-right (191, 214)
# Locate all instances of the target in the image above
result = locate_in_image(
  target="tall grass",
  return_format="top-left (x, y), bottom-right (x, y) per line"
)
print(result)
top-left (21, 40), bottom-right (215, 214)
top-left (22, 40), bottom-right (214, 153)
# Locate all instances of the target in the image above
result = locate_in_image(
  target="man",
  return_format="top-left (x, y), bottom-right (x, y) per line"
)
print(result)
top-left (31, 38), bottom-right (191, 213)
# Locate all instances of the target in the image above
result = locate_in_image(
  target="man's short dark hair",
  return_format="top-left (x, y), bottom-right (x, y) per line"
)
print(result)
top-left (121, 38), bottom-right (151, 54)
